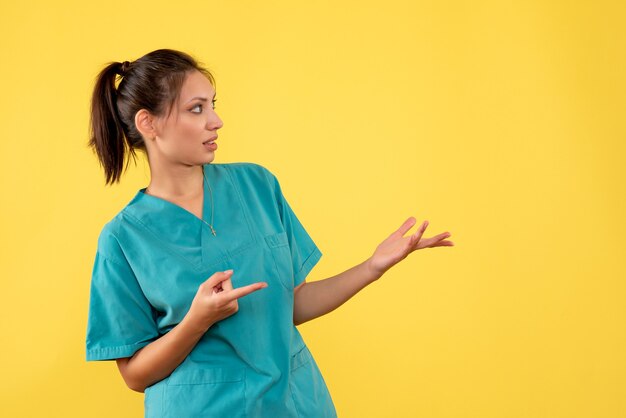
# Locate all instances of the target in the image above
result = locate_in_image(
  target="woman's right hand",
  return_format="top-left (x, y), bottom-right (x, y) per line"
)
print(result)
top-left (186, 270), bottom-right (268, 333)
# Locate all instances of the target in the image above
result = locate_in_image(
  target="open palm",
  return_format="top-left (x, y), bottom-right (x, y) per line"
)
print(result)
top-left (367, 217), bottom-right (454, 277)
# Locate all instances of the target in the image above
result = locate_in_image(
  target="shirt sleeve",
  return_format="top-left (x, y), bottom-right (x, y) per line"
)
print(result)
top-left (85, 225), bottom-right (160, 361)
top-left (263, 167), bottom-right (323, 287)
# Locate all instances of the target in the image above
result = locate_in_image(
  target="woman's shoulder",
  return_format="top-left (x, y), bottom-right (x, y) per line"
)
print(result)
top-left (95, 211), bottom-right (131, 254)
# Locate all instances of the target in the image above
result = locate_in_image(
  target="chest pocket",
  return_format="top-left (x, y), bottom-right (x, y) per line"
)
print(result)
top-left (265, 231), bottom-right (294, 291)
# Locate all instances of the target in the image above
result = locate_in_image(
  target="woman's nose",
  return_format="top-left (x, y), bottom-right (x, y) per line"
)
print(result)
top-left (207, 112), bottom-right (223, 130)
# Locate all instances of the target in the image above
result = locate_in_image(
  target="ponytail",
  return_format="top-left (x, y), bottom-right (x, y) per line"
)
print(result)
top-left (88, 61), bottom-right (136, 185)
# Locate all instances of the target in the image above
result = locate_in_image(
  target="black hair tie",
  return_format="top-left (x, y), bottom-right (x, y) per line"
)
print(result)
top-left (120, 61), bottom-right (131, 76)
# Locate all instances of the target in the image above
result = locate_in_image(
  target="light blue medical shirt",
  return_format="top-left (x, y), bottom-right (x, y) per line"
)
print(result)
top-left (85, 162), bottom-right (337, 418)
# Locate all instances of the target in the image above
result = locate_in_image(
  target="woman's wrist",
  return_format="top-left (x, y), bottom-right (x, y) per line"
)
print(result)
top-left (364, 257), bottom-right (385, 282)
top-left (181, 311), bottom-right (214, 336)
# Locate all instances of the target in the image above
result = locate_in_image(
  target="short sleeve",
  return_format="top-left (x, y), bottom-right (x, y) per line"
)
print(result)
top-left (263, 167), bottom-right (323, 287)
top-left (85, 226), bottom-right (159, 361)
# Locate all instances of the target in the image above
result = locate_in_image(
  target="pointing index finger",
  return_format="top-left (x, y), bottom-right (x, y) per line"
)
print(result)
top-left (223, 282), bottom-right (268, 302)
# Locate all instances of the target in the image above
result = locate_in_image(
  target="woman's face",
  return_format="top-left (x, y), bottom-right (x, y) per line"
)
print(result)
top-left (149, 69), bottom-right (223, 166)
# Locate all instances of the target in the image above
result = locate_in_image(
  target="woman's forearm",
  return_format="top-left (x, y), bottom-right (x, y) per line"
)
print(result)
top-left (117, 315), bottom-right (211, 393)
top-left (293, 257), bottom-right (382, 325)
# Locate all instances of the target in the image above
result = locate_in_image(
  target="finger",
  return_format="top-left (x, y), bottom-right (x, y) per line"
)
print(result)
top-left (221, 276), bottom-right (234, 291)
top-left (390, 217), bottom-right (419, 239)
top-left (401, 217), bottom-right (418, 236)
top-left (409, 220), bottom-right (429, 243)
top-left (424, 231), bottom-right (451, 242)
top-left (213, 282), bottom-right (224, 293)
top-left (204, 270), bottom-right (234, 287)
top-left (430, 240), bottom-right (454, 247)
top-left (418, 234), bottom-right (453, 249)
top-left (213, 276), bottom-right (233, 294)
top-left (225, 282), bottom-right (268, 301)
top-left (436, 231), bottom-right (452, 241)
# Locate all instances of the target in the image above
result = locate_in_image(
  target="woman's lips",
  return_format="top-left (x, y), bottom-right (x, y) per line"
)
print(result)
top-left (203, 140), bottom-right (218, 151)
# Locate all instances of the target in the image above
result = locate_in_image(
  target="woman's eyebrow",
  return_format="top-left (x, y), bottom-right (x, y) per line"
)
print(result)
top-left (185, 94), bottom-right (217, 104)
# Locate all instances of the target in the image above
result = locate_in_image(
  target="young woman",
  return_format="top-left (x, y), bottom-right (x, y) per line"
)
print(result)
top-left (85, 48), bottom-right (454, 418)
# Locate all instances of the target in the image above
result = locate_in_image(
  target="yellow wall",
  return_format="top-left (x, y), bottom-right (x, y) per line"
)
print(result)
top-left (1, 1), bottom-right (624, 417)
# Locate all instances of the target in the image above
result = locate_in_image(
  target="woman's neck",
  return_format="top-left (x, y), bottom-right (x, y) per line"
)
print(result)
top-left (145, 161), bottom-right (204, 201)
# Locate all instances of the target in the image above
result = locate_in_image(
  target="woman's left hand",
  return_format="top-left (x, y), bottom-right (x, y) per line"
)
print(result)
top-left (366, 217), bottom-right (454, 277)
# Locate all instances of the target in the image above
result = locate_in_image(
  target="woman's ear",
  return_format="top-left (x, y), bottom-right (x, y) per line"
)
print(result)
top-left (135, 109), bottom-right (158, 141)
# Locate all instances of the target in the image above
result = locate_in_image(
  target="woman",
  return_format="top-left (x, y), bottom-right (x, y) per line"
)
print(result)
top-left (85, 48), bottom-right (454, 418)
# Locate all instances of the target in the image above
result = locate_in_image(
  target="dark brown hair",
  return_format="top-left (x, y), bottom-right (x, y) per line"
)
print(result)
top-left (88, 49), bottom-right (216, 185)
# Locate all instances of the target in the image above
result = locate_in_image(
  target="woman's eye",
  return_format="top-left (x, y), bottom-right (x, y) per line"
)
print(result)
top-left (191, 101), bottom-right (217, 113)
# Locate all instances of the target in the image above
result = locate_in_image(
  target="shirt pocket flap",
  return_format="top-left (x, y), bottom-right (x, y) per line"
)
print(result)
top-left (264, 231), bottom-right (289, 248)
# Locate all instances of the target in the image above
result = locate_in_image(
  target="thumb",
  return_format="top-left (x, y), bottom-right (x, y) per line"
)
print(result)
top-left (204, 269), bottom-right (234, 287)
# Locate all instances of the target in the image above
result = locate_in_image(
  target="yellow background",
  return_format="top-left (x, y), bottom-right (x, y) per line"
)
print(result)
top-left (1, 1), bottom-right (625, 417)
